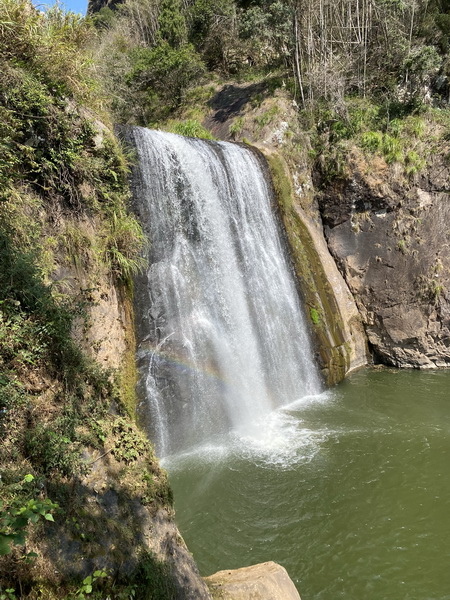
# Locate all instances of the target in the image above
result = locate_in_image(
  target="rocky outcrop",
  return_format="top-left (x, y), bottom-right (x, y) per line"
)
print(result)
top-left (44, 456), bottom-right (211, 599)
top-left (263, 151), bottom-right (368, 384)
top-left (317, 148), bottom-right (450, 368)
top-left (0, 111), bottom-right (211, 597)
top-left (24, 216), bottom-right (212, 598)
top-left (205, 562), bottom-right (301, 600)
top-left (206, 80), bottom-right (450, 371)
top-left (51, 244), bottom-right (211, 598)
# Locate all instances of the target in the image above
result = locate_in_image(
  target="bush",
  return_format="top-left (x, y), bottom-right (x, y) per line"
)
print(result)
top-left (126, 42), bottom-right (205, 122)
top-left (0, 0), bottom-right (98, 106)
top-left (0, 475), bottom-right (58, 556)
top-left (25, 425), bottom-right (84, 478)
top-left (403, 45), bottom-right (441, 98)
top-left (0, 232), bottom-right (84, 376)
top-left (360, 130), bottom-right (384, 152)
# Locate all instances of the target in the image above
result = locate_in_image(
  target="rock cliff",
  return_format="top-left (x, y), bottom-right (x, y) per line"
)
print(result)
top-left (317, 148), bottom-right (450, 368)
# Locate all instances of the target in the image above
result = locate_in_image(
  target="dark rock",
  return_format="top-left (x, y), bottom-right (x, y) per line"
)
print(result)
top-left (318, 150), bottom-right (450, 368)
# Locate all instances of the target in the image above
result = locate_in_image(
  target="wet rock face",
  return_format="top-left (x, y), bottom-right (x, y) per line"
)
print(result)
top-left (264, 151), bottom-right (369, 385)
top-left (204, 562), bottom-right (301, 600)
top-left (318, 154), bottom-right (450, 368)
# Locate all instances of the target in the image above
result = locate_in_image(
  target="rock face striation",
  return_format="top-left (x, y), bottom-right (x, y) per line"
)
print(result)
top-left (205, 562), bottom-right (301, 600)
top-left (317, 149), bottom-right (450, 368)
top-left (262, 150), bottom-right (369, 384)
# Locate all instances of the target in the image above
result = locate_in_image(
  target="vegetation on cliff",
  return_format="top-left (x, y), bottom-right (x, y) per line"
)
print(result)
top-left (88, 0), bottom-right (449, 121)
top-left (0, 2), bottom-right (177, 598)
top-left (88, 0), bottom-right (450, 186)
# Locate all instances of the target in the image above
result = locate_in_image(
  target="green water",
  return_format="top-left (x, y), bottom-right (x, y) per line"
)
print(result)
top-left (166, 369), bottom-right (450, 600)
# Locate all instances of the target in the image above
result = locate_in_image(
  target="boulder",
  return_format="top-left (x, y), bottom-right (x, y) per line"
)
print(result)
top-left (204, 561), bottom-right (301, 600)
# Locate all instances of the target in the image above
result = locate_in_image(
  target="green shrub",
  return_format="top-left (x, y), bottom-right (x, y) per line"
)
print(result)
top-left (0, 0), bottom-right (98, 106)
top-left (75, 569), bottom-right (108, 598)
top-left (360, 131), bottom-right (404, 164)
top-left (102, 208), bottom-right (146, 288)
top-left (403, 45), bottom-right (441, 96)
top-left (111, 417), bottom-right (150, 464)
top-left (127, 42), bottom-right (205, 122)
top-left (25, 425), bottom-right (84, 478)
top-left (360, 130), bottom-right (384, 152)
top-left (229, 116), bottom-right (245, 137)
top-left (310, 307), bottom-right (321, 325)
top-left (405, 150), bottom-right (426, 175)
top-left (382, 134), bottom-right (403, 163)
top-left (158, 0), bottom-right (188, 47)
top-left (0, 232), bottom-right (85, 377)
top-left (254, 105), bottom-right (279, 128)
top-left (0, 474), bottom-right (58, 556)
top-left (92, 6), bottom-right (117, 30)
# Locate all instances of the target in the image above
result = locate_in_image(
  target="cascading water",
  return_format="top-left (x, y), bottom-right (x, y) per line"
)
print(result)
top-left (129, 127), bottom-right (321, 457)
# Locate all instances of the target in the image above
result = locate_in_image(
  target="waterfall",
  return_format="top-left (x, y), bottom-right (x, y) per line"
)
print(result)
top-left (129, 127), bottom-right (321, 457)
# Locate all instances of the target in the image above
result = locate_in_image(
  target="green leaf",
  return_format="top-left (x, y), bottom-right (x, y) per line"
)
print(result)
top-left (13, 532), bottom-right (25, 546)
top-left (0, 535), bottom-right (13, 555)
top-left (83, 576), bottom-right (92, 585)
top-left (93, 570), bottom-right (106, 577)
top-left (23, 474), bottom-right (34, 483)
top-left (11, 516), bottom-right (28, 529)
top-left (84, 585), bottom-right (92, 594)
top-left (44, 513), bottom-right (55, 522)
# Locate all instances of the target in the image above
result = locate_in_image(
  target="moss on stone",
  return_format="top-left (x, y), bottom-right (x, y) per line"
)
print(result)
top-left (118, 295), bottom-right (139, 420)
top-left (264, 151), bottom-right (352, 385)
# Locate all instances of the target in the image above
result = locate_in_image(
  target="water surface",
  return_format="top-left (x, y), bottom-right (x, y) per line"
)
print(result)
top-left (166, 368), bottom-right (450, 600)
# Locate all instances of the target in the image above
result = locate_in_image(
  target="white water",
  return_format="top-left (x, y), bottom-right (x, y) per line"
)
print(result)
top-left (162, 389), bottom-right (334, 474)
top-left (129, 128), bottom-right (321, 456)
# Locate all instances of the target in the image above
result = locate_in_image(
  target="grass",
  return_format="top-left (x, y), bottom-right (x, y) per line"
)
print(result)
top-left (229, 116), bottom-right (245, 138)
top-left (310, 95), bottom-right (450, 180)
top-left (254, 104), bottom-right (279, 128)
top-left (165, 118), bottom-right (215, 139)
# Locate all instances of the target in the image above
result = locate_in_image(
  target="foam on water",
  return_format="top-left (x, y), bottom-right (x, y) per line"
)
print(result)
top-left (163, 389), bottom-right (332, 472)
